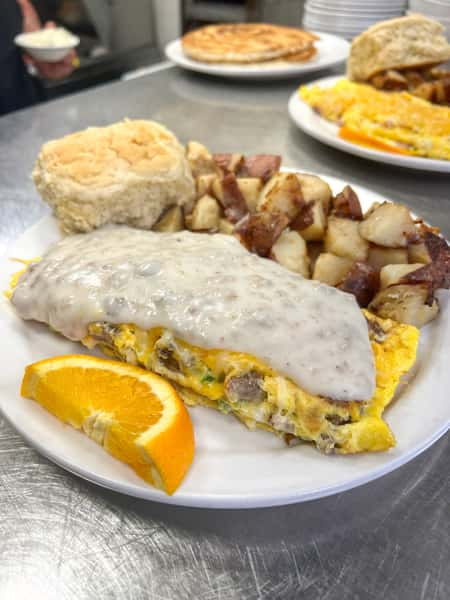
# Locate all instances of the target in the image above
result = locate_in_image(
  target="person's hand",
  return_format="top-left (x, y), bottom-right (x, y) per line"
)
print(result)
top-left (17, 0), bottom-right (41, 33)
top-left (17, 1), bottom-right (78, 80)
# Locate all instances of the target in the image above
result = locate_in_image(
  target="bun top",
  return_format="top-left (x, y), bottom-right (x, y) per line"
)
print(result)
top-left (347, 15), bottom-right (450, 82)
top-left (34, 120), bottom-right (189, 188)
top-left (182, 23), bottom-right (318, 64)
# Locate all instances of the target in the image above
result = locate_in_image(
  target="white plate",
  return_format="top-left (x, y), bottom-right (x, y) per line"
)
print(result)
top-left (0, 179), bottom-right (449, 509)
top-left (165, 34), bottom-right (349, 79)
top-left (288, 75), bottom-right (450, 173)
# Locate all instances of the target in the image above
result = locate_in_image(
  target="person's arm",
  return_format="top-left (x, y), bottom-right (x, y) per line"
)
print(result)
top-left (16, 0), bottom-right (78, 80)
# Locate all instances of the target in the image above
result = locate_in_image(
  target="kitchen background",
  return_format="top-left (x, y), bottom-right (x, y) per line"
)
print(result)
top-left (32, 0), bottom-right (307, 100)
top-left (30, 0), bottom-right (448, 102)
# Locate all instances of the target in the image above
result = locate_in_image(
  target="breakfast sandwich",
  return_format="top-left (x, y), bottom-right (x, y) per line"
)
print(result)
top-left (181, 23), bottom-right (318, 64)
top-left (10, 228), bottom-right (419, 455)
top-left (347, 15), bottom-right (450, 105)
top-left (32, 120), bottom-right (195, 234)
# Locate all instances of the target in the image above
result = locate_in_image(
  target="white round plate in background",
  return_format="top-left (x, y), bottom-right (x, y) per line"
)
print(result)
top-left (0, 175), bottom-right (449, 508)
top-left (288, 75), bottom-right (450, 173)
top-left (165, 33), bottom-right (349, 79)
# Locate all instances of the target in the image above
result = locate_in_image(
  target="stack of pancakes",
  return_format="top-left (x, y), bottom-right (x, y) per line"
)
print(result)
top-left (182, 23), bottom-right (318, 65)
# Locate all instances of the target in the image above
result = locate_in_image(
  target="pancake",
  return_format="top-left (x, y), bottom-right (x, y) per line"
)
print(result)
top-left (182, 23), bottom-right (318, 64)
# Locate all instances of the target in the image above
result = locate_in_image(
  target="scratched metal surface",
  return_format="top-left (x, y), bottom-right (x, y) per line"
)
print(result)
top-left (0, 65), bottom-right (449, 600)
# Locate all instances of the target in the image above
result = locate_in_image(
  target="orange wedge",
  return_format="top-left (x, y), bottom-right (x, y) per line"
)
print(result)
top-left (21, 355), bottom-right (195, 494)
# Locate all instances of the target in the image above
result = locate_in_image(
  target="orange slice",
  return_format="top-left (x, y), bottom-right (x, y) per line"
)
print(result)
top-left (21, 355), bottom-right (195, 494)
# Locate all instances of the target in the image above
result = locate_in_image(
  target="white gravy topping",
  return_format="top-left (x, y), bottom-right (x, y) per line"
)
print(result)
top-left (12, 228), bottom-right (375, 401)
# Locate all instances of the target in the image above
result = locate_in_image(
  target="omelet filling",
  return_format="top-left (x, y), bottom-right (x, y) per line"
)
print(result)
top-left (83, 312), bottom-right (419, 454)
top-left (300, 80), bottom-right (450, 160)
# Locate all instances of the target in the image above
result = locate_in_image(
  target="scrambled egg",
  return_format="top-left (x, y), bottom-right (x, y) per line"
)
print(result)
top-left (8, 262), bottom-right (419, 454)
top-left (83, 311), bottom-right (419, 454)
top-left (300, 80), bottom-right (450, 161)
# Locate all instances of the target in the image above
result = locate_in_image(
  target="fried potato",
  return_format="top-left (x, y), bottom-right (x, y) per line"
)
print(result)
top-left (408, 242), bottom-right (432, 264)
top-left (296, 173), bottom-right (332, 213)
top-left (153, 206), bottom-right (184, 233)
top-left (325, 216), bottom-right (369, 261)
top-left (212, 173), bottom-right (248, 223)
top-left (338, 262), bottom-right (379, 307)
top-left (196, 173), bottom-right (217, 198)
top-left (257, 172), bottom-right (303, 219)
top-left (235, 211), bottom-right (289, 257)
top-left (292, 200), bottom-right (327, 241)
top-left (213, 153), bottom-right (244, 174)
top-left (312, 253), bottom-right (354, 286)
top-left (368, 246), bottom-right (408, 270)
top-left (332, 186), bottom-right (363, 220)
top-left (369, 284), bottom-right (439, 327)
top-left (186, 141), bottom-right (219, 177)
top-left (359, 203), bottom-right (416, 248)
top-left (270, 230), bottom-right (310, 278)
top-left (380, 264), bottom-right (424, 289)
top-left (307, 242), bottom-right (324, 272)
top-left (236, 177), bottom-right (263, 213)
top-left (237, 155), bottom-right (281, 182)
top-left (401, 232), bottom-right (450, 293)
top-left (190, 194), bottom-right (221, 231)
top-left (219, 218), bottom-right (235, 235)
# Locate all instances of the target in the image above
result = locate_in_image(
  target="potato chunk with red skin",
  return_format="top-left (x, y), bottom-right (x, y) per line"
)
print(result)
top-left (338, 262), bottom-right (379, 308)
top-left (332, 185), bottom-right (363, 220)
top-left (380, 264), bottom-right (424, 289)
top-left (212, 173), bottom-right (248, 223)
top-left (237, 155), bottom-right (281, 182)
top-left (235, 212), bottom-right (289, 257)
top-left (408, 242), bottom-right (432, 265)
top-left (236, 178), bottom-right (263, 213)
top-left (292, 201), bottom-right (327, 241)
top-left (257, 173), bottom-right (303, 220)
top-left (295, 173), bottom-right (332, 213)
top-left (369, 284), bottom-right (439, 327)
top-left (213, 153), bottom-right (244, 174)
top-left (187, 141), bottom-right (219, 177)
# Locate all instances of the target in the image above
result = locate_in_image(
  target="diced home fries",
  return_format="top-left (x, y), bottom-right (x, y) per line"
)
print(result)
top-left (153, 144), bottom-right (450, 327)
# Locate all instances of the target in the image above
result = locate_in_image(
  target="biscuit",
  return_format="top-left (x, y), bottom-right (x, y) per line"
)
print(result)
top-left (347, 15), bottom-right (450, 82)
top-left (33, 120), bottom-right (195, 233)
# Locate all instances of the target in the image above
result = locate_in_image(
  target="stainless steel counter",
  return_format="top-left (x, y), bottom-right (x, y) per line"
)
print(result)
top-left (0, 65), bottom-right (448, 600)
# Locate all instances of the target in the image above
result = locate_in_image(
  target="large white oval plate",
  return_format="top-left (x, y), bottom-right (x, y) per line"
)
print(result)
top-left (288, 76), bottom-right (450, 173)
top-left (0, 173), bottom-right (449, 508)
top-left (165, 34), bottom-right (349, 79)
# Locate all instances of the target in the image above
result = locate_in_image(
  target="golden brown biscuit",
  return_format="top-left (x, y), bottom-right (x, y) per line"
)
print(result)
top-left (33, 120), bottom-right (195, 234)
top-left (347, 15), bottom-right (450, 82)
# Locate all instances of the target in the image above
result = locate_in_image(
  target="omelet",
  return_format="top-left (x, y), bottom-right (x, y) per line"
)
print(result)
top-left (300, 80), bottom-right (450, 161)
top-left (9, 228), bottom-right (419, 455)
top-left (83, 311), bottom-right (418, 454)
